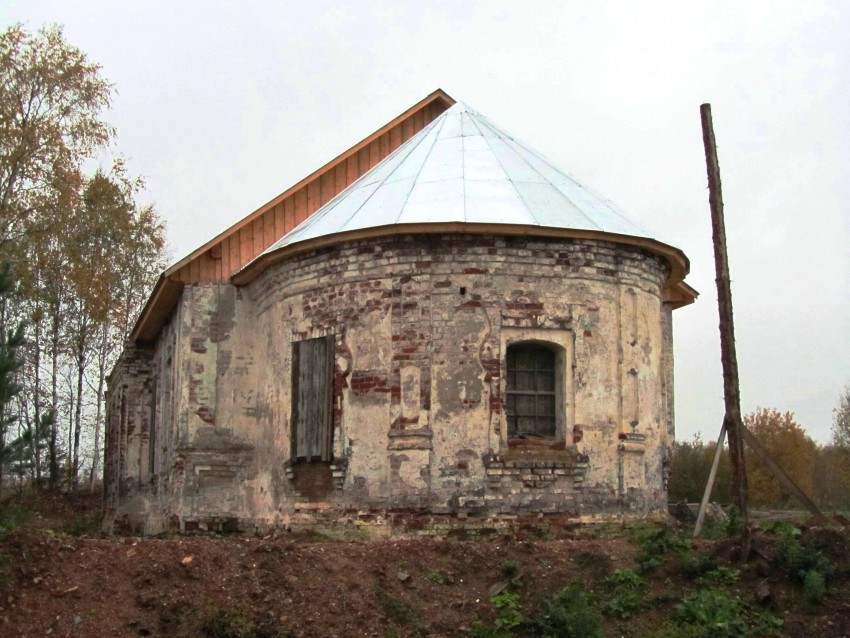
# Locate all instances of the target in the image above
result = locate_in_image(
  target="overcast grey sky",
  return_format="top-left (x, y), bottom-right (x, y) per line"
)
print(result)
top-left (3, 0), bottom-right (848, 443)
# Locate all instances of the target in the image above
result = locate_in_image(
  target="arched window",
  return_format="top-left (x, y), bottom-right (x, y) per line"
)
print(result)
top-left (506, 343), bottom-right (556, 439)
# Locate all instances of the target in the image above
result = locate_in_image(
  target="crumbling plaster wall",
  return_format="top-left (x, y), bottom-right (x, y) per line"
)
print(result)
top-left (249, 233), bottom-right (672, 523)
top-left (107, 232), bottom-right (674, 533)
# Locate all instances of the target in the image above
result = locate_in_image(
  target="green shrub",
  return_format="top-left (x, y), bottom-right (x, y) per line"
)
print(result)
top-left (601, 569), bottom-right (646, 619)
top-left (525, 579), bottom-right (604, 638)
top-left (772, 525), bottom-right (835, 584)
top-left (678, 552), bottom-right (718, 580)
top-left (633, 526), bottom-right (690, 573)
top-left (0, 506), bottom-right (28, 539)
top-left (674, 588), bottom-right (783, 638)
top-left (803, 570), bottom-right (826, 606)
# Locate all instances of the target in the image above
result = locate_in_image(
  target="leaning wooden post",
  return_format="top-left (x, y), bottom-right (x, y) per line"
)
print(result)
top-left (693, 421), bottom-right (727, 538)
top-left (700, 103), bottom-right (750, 559)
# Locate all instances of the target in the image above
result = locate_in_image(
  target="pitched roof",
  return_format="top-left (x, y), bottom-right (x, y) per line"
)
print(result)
top-left (134, 91), bottom-right (695, 343)
top-left (233, 102), bottom-right (694, 309)
top-left (132, 89), bottom-right (455, 342)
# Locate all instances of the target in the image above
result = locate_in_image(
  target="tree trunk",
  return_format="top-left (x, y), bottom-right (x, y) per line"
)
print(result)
top-left (67, 370), bottom-right (75, 486)
top-left (73, 336), bottom-right (85, 486)
top-left (89, 321), bottom-right (110, 492)
top-left (32, 306), bottom-right (42, 485)
top-left (0, 291), bottom-right (6, 496)
top-left (49, 299), bottom-right (61, 490)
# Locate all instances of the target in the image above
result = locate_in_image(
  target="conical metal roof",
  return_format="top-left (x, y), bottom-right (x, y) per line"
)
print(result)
top-left (262, 102), bottom-right (651, 255)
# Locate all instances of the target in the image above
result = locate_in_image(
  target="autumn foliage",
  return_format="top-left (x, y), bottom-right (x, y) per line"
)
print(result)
top-left (743, 409), bottom-right (817, 506)
top-left (669, 406), bottom-right (850, 510)
top-left (0, 24), bottom-right (167, 492)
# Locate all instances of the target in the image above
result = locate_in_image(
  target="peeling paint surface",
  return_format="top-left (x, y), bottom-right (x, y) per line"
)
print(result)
top-left (105, 234), bottom-right (678, 534)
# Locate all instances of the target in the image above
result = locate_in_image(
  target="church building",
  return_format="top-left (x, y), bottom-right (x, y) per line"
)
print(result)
top-left (103, 90), bottom-right (696, 534)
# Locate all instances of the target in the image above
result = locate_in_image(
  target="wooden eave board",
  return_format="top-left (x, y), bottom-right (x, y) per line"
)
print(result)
top-left (165, 88), bottom-right (454, 283)
top-left (131, 89), bottom-right (455, 342)
top-left (133, 277), bottom-right (185, 343)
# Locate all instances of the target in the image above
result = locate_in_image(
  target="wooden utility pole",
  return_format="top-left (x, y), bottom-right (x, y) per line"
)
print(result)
top-left (700, 103), bottom-right (751, 559)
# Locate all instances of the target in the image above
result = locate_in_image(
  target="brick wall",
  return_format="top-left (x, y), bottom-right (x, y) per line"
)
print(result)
top-left (107, 232), bottom-right (675, 533)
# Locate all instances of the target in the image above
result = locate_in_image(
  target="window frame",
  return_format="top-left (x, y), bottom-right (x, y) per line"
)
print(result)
top-left (499, 329), bottom-right (574, 449)
top-left (291, 335), bottom-right (334, 463)
top-left (505, 343), bottom-right (557, 439)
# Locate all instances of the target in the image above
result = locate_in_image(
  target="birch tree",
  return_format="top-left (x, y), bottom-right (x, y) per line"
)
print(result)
top-left (65, 169), bottom-right (165, 485)
top-left (832, 385), bottom-right (850, 449)
top-left (0, 24), bottom-right (114, 247)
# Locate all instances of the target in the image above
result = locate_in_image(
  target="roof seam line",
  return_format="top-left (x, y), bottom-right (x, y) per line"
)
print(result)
top-left (282, 116), bottom-right (442, 248)
top-left (473, 115), bottom-right (548, 227)
top-left (393, 110), bottom-right (448, 224)
top-left (499, 122), bottom-right (646, 234)
top-left (481, 116), bottom-right (603, 232)
top-left (461, 113), bottom-right (467, 223)
top-left (329, 119), bottom-right (437, 234)
top-left (467, 112), bottom-right (539, 226)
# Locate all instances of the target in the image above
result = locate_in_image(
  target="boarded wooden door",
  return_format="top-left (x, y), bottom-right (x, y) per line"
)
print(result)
top-left (292, 336), bottom-right (333, 462)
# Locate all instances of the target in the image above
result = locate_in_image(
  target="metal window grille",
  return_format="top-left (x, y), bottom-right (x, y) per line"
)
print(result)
top-left (506, 344), bottom-right (556, 439)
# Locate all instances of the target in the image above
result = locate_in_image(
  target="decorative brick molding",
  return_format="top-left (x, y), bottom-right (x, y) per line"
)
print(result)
top-left (481, 451), bottom-right (589, 515)
top-left (387, 428), bottom-right (433, 451)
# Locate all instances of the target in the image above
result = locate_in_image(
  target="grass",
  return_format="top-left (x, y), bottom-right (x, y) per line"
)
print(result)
top-left (0, 505), bottom-right (29, 539)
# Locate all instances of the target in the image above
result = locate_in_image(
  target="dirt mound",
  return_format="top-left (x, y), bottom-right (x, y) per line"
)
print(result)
top-left (1, 495), bottom-right (849, 637)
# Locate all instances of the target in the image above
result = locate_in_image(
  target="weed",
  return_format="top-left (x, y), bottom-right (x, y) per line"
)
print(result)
top-left (601, 568), bottom-right (646, 619)
top-left (678, 551), bottom-right (718, 580)
top-left (529, 526), bottom-right (554, 541)
top-left (202, 609), bottom-right (256, 638)
top-left (469, 566), bottom-right (524, 637)
top-left (0, 506), bottom-right (29, 539)
top-left (803, 570), bottom-right (826, 607)
top-left (501, 559), bottom-right (521, 580)
top-left (500, 559), bottom-right (523, 588)
top-left (763, 520), bottom-right (799, 536)
top-left (158, 603), bottom-right (187, 633)
top-left (525, 579), bottom-right (604, 638)
top-left (698, 566), bottom-right (740, 587)
top-left (771, 524), bottom-right (835, 590)
top-left (572, 551), bottom-right (597, 567)
top-left (633, 526), bottom-right (689, 573)
top-left (427, 570), bottom-right (446, 585)
top-left (491, 591), bottom-right (523, 631)
top-left (699, 515), bottom-right (730, 540)
top-left (571, 549), bottom-right (613, 578)
top-left (726, 507), bottom-right (744, 538)
top-left (674, 588), bottom-right (783, 638)
top-left (65, 510), bottom-right (102, 536)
